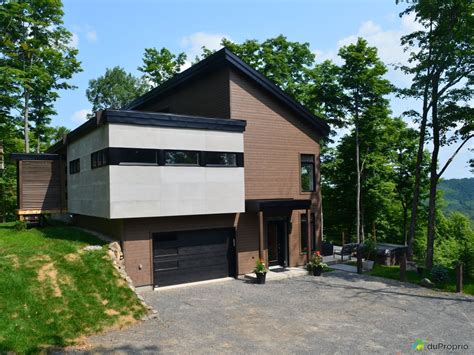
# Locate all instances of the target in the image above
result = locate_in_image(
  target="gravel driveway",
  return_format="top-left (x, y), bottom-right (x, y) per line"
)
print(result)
top-left (86, 271), bottom-right (473, 354)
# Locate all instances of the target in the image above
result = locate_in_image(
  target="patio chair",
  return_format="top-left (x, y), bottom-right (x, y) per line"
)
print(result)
top-left (333, 243), bottom-right (358, 261)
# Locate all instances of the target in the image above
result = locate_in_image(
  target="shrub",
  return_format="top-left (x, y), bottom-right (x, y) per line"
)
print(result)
top-left (14, 220), bottom-right (27, 231)
top-left (362, 238), bottom-right (377, 260)
top-left (430, 265), bottom-right (449, 284)
top-left (253, 259), bottom-right (267, 274)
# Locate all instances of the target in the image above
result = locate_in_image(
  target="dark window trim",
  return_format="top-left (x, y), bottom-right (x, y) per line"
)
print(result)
top-left (69, 158), bottom-right (80, 174)
top-left (300, 153), bottom-right (315, 193)
top-left (90, 148), bottom-right (244, 168)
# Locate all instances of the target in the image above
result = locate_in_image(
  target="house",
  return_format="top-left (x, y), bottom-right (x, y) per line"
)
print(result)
top-left (12, 48), bottom-right (330, 288)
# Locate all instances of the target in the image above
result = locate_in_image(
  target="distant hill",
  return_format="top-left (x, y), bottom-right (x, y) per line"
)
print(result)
top-left (438, 178), bottom-right (474, 223)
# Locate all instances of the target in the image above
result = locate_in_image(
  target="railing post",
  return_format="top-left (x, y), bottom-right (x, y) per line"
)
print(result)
top-left (400, 251), bottom-right (407, 282)
top-left (456, 263), bottom-right (463, 294)
top-left (357, 244), bottom-right (363, 274)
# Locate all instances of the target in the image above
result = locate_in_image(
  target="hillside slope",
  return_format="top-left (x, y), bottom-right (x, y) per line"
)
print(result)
top-left (438, 178), bottom-right (474, 222)
top-left (0, 224), bottom-right (146, 353)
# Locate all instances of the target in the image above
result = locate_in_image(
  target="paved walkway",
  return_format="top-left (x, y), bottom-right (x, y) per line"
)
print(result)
top-left (85, 272), bottom-right (473, 354)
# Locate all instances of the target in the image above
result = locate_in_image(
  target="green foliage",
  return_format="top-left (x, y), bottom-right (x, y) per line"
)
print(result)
top-left (434, 211), bottom-right (474, 277)
top-left (253, 259), bottom-right (267, 274)
top-left (13, 220), bottom-right (26, 231)
top-left (86, 66), bottom-right (150, 113)
top-left (138, 47), bottom-right (186, 87)
top-left (0, 224), bottom-right (146, 353)
top-left (0, 0), bottom-right (82, 152)
top-left (438, 178), bottom-right (474, 225)
top-left (430, 265), bottom-right (449, 284)
top-left (306, 251), bottom-right (327, 270)
top-left (362, 238), bottom-right (377, 260)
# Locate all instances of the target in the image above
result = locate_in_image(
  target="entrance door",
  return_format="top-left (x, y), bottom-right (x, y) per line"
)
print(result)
top-left (267, 219), bottom-right (288, 267)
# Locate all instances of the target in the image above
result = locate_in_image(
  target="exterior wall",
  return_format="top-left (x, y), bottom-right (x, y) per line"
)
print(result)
top-left (139, 68), bottom-right (230, 118)
top-left (123, 214), bottom-right (236, 286)
top-left (73, 214), bottom-right (123, 241)
top-left (18, 160), bottom-right (62, 211)
top-left (229, 69), bottom-right (322, 273)
top-left (107, 124), bottom-right (245, 219)
top-left (67, 126), bottom-right (110, 218)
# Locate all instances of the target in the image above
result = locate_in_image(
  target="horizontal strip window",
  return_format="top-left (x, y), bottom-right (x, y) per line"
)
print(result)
top-left (90, 148), bottom-right (244, 168)
top-left (69, 158), bottom-right (80, 174)
top-left (164, 150), bottom-right (199, 166)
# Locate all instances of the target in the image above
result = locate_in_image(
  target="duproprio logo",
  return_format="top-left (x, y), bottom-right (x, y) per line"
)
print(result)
top-left (412, 338), bottom-right (425, 351)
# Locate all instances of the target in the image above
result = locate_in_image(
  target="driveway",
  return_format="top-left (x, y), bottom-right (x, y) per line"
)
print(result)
top-left (86, 272), bottom-right (473, 354)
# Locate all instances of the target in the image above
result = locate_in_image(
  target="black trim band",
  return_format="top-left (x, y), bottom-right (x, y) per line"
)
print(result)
top-left (90, 148), bottom-right (244, 169)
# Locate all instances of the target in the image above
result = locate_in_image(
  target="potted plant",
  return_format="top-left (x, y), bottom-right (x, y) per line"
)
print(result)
top-left (307, 251), bottom-right (328, 276)
top-left (254, 259), bottom-right (268, 284)
top-left (362, 239), bottom-right (377, 271)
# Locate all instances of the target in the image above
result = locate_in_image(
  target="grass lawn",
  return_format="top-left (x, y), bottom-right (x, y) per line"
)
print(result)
top-left (369, 264), bottom-right (474, 296)
top-left (0, 223), bottom-right (147, 353)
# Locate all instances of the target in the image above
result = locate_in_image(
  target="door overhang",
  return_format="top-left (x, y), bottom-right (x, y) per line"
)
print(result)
top-left (245, 199), bottom-right (311, 213)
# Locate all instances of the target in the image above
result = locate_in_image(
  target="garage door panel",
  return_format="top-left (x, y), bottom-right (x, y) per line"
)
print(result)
top-left (153, 228), bottom-right (235, 287)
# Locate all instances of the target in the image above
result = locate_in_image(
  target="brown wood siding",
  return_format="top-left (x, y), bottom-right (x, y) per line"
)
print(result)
top-left (123, 214), bottom-right (236, 286)
top-left (138, 68), bottom-right (231, 118)
top-left (19, 160), bottom-right (62, 210)
top-left (73, 214), bottom-right (123, 241)
top-left (229, 69), bottom-right (322, 271)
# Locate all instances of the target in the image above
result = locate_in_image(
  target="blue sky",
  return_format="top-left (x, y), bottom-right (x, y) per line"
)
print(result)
top-left (56, 0), bottom-right (472, 179)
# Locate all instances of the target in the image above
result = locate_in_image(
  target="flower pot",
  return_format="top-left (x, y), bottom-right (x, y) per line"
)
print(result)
top-left (312, 266), bottom-right (323, 276)
top-left (256, 272), bottom-right (266, 284)
top-left (362, 260), bottom-right (374, 271)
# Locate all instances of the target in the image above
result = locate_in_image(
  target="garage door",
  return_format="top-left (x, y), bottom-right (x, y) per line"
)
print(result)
top-left (152, 228), bottom-right (236, 287)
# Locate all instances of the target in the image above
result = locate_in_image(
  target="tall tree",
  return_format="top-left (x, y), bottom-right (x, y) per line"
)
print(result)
top-left (86, 66), bottom-right (150, 112)
top-left (138, 47), bottom-right (187, 87)
top-left (0, 0), bottom-right (81, 152)
top-left (398, 0), bottom-right (473, 268)
top-left (338, 38), bottom-right (392, 243)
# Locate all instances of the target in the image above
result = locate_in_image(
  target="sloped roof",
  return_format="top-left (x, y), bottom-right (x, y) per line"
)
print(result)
top-left (124, 47), bottom-right (330, 137)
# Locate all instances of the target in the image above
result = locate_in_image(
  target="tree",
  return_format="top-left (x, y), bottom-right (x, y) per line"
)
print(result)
top-left (86, 66), bottom-right (150, 113)
top-left (338, 38), bottom-right (392, 243)
top-left (0, 0), bottom-right (81, 152)
top-left (398, 0), bottom-right (473, 268)
top-left (138, 47), bottom-right (186, 87)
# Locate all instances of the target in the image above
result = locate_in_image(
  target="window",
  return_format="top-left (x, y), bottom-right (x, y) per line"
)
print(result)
top-left (91, 149), bottom-right (108, 169)
top-left (300, 213), bottom-right (316, 253)
top-left (205, 152), bottom-right (237, 166)
top-left (300, 154), bottom-right (315, 192)
top-left (164, 150), bottom-right (199, 165)
top-left (69, 159), bottom-right (80, 174)
top-left (108, 148), bottom-right (157, 165)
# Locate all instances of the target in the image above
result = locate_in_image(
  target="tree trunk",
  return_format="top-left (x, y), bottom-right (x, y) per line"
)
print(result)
top-left (402, 204), bottom-right (408, 246)
top-left (24, 90), bottom-right (30, 153)
top-left (426, 77), bottom-right (440, 271)
top-left (36, 135), bottom-right (40, 153)
top-left (355, 122), bottom-right (361, 244)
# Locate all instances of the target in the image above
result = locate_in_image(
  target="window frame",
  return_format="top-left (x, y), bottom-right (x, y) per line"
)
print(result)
top-left (300, 154), bottom-right (315, 193)
top-left (163, 149), bottom-right (200, 166)
top-left (300, 212), bottom-right (316, 254)
top-left (69, 158), bottom-right (80, 175)
top-left (202, 151), bottom-right (242, 167)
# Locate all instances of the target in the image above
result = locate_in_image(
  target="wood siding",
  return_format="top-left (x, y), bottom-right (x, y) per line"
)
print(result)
top-left (229, 69), bottom-right (322, 272)
top-left (138, 68), bottom-right (230, 118)
top-left (73, 214), bottom-right (123, 241)
top-left (123, 214), bottom-right (236, 286)
top-left (18, 160), bottom-right (62, 211)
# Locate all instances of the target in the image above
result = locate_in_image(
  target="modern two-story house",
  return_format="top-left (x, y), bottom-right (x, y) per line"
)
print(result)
top-left (13, 48), bottom-right (330, 288)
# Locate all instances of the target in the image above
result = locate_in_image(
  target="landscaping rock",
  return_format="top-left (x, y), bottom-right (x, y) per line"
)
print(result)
top-left (406, 261), bottom-right (417, 271)
top-left (420, 278), bottom-right (433, 288)
top-left (83, 245), bottom-right (102, 252)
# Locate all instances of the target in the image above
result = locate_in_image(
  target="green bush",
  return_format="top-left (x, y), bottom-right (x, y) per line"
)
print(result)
top-left (430, 265), bottom-right (449, 284)
top-left (14, 220), bottom-right (27, 231)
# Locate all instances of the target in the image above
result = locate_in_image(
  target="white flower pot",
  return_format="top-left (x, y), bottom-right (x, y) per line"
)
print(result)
top-left (363, 260), bottom-right (374, 271)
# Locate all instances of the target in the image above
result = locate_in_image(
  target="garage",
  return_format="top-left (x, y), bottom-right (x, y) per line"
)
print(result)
top-left (152, 228), bottom-right (236, 287)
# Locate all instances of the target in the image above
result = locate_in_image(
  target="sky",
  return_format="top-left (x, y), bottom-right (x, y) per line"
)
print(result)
top-left (55, 0), bottom-right (472, 179)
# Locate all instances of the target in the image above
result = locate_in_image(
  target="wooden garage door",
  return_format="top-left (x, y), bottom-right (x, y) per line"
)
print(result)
top-left (152, 228), bottom-right (236, 287)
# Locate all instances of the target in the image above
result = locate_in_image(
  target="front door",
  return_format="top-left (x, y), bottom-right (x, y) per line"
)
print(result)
top-left (267, 219), bottom-right (288, 267)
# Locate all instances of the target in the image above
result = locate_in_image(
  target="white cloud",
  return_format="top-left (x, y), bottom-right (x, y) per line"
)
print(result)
top-left (314, 13), bottom-right (423, 84)
top-left (71, 109), bottom-right (90, 124)
top-left (70, 32), bottom-right (79, 48)
top-left (180, 32), bottom-right (231, 59)
top-left (86, 30), bottom-right (98, 43)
